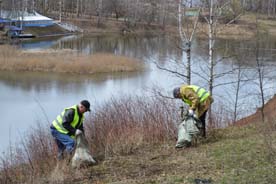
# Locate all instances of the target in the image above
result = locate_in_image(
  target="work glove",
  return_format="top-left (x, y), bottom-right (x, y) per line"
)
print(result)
top-left (188, 109), bottom-right (198, 119)
top-left (75, 129), bottom-right (83, 136)
top-left (188, 109), bottom-right (194, 116)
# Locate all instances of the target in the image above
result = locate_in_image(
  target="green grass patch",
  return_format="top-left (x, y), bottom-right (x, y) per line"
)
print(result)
top-left (208, 126), bottom-right (276, 183)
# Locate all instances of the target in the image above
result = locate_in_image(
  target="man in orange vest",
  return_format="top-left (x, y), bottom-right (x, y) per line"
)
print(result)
top-left (173, 85), bottom-right (213, 140)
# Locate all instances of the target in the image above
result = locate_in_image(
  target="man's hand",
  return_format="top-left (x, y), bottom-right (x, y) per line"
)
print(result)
top-left (188, 109), bottom-right (194, 116)
top-left (75, 129), bottom-right (83, 136)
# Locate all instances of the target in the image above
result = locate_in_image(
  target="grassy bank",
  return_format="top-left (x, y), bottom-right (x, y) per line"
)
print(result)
top-left (0, 45), bottom-right (144, 74)
top-left (89, 124), bottom-right (276, 184)
top-left (1, 96), bottom-right (276, 183)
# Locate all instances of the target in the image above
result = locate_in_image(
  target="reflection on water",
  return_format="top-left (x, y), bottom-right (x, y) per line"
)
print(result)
top-left (1, 34), bottom-right (276, 153)
top-left (19, 34), bottom-right (182, 60)
top-left (0, 70), bottom-right (145, 93)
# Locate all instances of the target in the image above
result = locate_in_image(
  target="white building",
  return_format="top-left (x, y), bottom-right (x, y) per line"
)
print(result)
top-left (0, 10), bottom-right (54, 27)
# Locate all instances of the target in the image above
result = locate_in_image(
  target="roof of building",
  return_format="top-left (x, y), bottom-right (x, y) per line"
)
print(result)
top-left (1, 10), bottom-right (53, 21)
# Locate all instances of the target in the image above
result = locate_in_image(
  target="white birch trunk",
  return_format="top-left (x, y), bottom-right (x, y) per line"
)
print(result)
top-left (208, 0), bottom-right (214, 96)
top-left (178, 0), bottom-right (191, 84)
top-left (208, 0), bottom-right (215, 127)
top-left (59, 0), bottom-right (62, 22)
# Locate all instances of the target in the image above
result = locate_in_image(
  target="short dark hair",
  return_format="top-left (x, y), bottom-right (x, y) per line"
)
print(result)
top-left (173, 87), bottom-right (180, 98)
top-left (80, 100), bottom-right (91, 112)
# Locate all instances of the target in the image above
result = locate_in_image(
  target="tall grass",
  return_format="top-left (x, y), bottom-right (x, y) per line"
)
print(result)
top-left (0, 96), bottom-right (179, 183)
top-left (0, 45), bottom-right (144, 74)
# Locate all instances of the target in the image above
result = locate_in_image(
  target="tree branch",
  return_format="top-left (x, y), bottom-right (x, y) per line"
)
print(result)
top-left (153, 61), bottom-right (188, 79)
top-left (214, 78), bottom-right (256, 88)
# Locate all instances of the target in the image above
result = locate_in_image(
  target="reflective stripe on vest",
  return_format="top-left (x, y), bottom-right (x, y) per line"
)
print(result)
top-left (52, 105), bottom-right (84, 135)
top-left (182, 85), bottom-right (210, 105)
top-left (194, 86), bottom-right (209, 102)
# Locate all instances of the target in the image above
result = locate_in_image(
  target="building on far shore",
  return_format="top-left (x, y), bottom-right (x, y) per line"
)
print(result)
top-left (0, 18), bottom-right (8, 30)
top-left (0, 10), bottom-right (54, 28)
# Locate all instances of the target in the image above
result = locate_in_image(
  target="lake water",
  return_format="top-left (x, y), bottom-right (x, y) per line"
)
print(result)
top-left (1, 34), bottom-right (276, 153)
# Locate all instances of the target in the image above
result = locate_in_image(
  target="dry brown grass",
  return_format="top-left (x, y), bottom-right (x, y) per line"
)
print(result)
top-left (0, 45), bottom-right (144, 74)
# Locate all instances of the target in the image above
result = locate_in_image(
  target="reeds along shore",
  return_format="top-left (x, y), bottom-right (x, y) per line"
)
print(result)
top-left (0, 45), bottom-right (144, 74)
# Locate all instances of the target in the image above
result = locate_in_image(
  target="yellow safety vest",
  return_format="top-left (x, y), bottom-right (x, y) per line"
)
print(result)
top-left (181, 85), bottom-right (210, 106)
top-left (52, 105), bottom-right (84, 137)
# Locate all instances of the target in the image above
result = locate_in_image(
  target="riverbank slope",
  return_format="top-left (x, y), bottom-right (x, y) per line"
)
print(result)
top-left (1, 96), bottom-right (276, 183)
top-left (235, 94), bottom-right (276, 126)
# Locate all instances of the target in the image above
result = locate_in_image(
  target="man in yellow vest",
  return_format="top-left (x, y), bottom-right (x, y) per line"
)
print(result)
top-left (50, 100), bottom-right (91, 160)
top-left (173, 85), bottom-right (213, 141)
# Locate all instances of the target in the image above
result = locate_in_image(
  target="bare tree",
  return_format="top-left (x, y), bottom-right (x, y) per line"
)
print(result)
top-left (255, 14), bottom-right (265, 122)
top-left (96, 0), bottom-right (103, 27)
top-left (233, 61), bottom-right (242, 123)
top-left (199, 0), bottom-right (244, 127)
top-left (159, 0), bottom-right (169, 29)
top-left (178, 0), bottom-right (201, 84)
top-left (59, 0), bottom-right (62, 22)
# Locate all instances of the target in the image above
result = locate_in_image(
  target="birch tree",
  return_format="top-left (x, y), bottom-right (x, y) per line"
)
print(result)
top-left (200, 0), bottom-right (243, 127)
top-left (178, 0), bottom-right (201, 84)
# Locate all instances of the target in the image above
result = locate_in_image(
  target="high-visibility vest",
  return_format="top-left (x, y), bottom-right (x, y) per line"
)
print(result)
top-left (52, 105), bottom-right (84, 136)
top-left (181, 85), bottom-right (210, 106)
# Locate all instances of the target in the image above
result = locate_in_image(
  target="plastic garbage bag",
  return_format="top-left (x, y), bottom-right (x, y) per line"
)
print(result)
top-left (176, 115), bottom-right (201, 147)
top-left (71, 132), bottom-right (96, 168)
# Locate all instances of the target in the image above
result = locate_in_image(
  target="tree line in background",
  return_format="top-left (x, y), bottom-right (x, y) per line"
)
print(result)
top-left (1, 0), bottom-right (276, 27)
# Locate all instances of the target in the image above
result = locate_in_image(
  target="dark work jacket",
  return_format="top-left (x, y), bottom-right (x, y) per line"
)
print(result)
top-left (62, 108), bottom-right (84, 136)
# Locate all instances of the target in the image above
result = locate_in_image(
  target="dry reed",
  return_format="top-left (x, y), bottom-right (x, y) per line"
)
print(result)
top-left (0, 45), bottom-right (144, 74)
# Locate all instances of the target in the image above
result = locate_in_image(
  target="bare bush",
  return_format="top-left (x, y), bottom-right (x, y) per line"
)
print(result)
top-left (86, 96), bottom-right (178, 156)
top-left (0, 122), bottom-right (56, 183)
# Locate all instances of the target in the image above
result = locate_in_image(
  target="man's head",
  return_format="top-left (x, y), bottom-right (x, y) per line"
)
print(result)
top-left (173, 87), bottom-right (181, 98)
top-left (78, 100), bottom-right (91, 113)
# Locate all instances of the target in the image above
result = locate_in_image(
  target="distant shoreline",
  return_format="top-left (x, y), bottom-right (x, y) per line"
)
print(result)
top-left (65, 13), bottom-right (276, 39)
top-left (1, 12), bottom-right (276, 41)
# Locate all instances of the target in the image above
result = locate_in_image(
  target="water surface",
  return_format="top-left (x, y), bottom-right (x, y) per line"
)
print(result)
top-left (1, 34), bottom-right (276, 152)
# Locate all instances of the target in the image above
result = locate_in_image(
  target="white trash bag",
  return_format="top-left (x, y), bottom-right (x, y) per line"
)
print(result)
top-left (71, 132), bottom-right (97, 168)
top-left (176, 115), bottom-right (200, 147)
